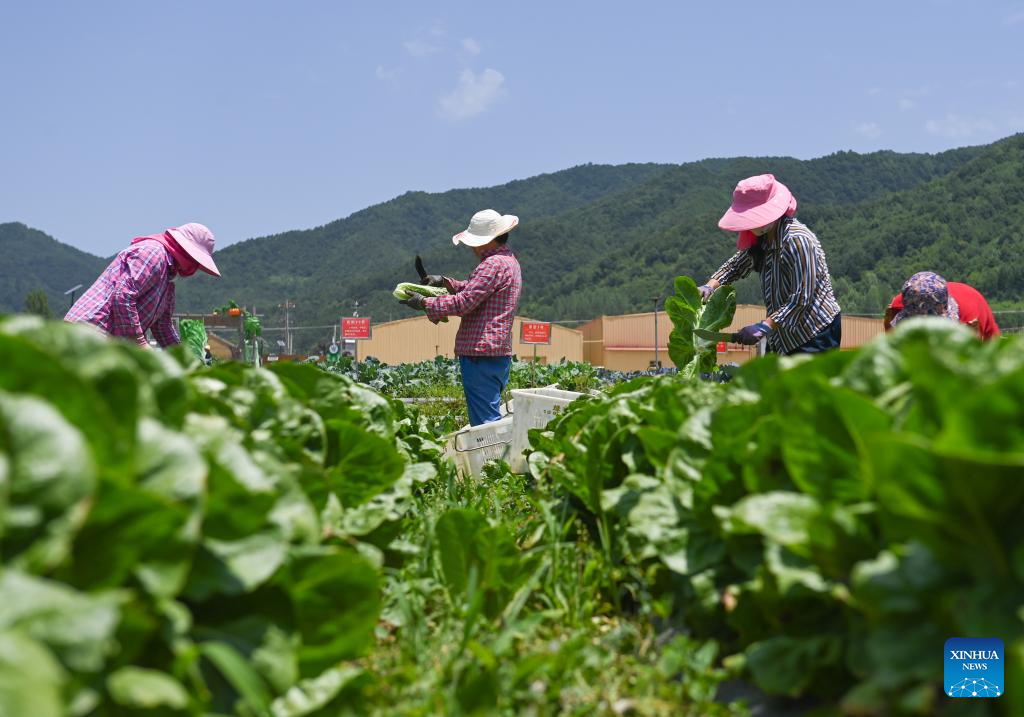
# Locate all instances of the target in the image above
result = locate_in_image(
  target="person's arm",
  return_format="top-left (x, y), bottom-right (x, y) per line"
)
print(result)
top-left (980, 314), bottom-right (1000, 339)
top-left (425, 261), bottom-right (503, 319)
top-left (709, 250), bottom-right (754, 287)
top-left (883, 307), bottom-right (897, 332)
top-left (769, 236), bottom-right (820, 328)
top-left (150, 286), bottom-right (180, 348)
top-left (883, 294), bottom-right (901, 332)
top-left (113, 245), bottom-right (169, 347)
top-left (977, 297), bottom-right (1000, 339)
top-left (443, 277), bottom-right (467, 293)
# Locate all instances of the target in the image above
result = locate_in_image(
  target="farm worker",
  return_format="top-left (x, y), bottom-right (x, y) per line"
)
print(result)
top-left (699, 174), bottom-right (842, 354)
top-left (884, 271), bottom-right (1000, 340)
top-left (399, 209), bottom-right (522, 426)
top-left (65, 223), bottom-right (220, 349)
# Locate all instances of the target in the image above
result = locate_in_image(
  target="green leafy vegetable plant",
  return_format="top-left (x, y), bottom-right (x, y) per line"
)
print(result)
top-left (665, 276), bottom-right (737, 379)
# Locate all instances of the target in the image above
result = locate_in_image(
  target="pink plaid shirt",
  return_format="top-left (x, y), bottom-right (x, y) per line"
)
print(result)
top-left (65, 240), bottom-right (180, 347)
top-left (424, 245), bottom-right (522, 356)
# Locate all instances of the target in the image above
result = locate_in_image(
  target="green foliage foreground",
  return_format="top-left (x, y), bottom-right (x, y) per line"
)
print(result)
top-left (526, 319), bottom-right (1024, 716)
top-left (3, 314), bottom-right (1023, 716)
top-left (0, 317), bottom-right (739, 716)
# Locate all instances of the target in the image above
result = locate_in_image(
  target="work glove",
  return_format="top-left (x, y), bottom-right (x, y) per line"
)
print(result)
top-left (415, 255), bottom-right (446, 287)
top-left (698, 284), bottom-right (715, 303)
top-left (399, 293), bottom-right (426, 311)
top-left (735, 321), bottom-right (772, 345)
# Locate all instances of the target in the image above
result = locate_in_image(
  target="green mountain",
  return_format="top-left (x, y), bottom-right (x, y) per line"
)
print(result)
top-left (0, 164), bottom-right (665, 318)
top-left (7, 134), bottom-right (1023, 350)
top-left (814, 135), bottom-right (1024, 312)
top-left (515, 144), bottom-right (1005, 318)
top-left (0, 223), bottom-right (108, 316)
top-left (179, 139), bottom-right (991, 345)
top-left (177, 162), bottom-right (673, 326)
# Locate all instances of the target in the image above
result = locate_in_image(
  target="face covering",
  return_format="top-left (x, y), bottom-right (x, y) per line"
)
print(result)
top-left (130, 232), bottom-right (200, 276)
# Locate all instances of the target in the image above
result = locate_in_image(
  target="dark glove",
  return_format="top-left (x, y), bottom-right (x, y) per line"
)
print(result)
top-left (415, 255), bottom-right (446, 287)
top-left (698, 284), bottom-right (715, 303)
top-left (735, 321), bottom-right (772, 345)
top-left (399, 293), bottom-right (426, 310)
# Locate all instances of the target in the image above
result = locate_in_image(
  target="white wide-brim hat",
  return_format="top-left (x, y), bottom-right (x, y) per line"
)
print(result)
top-left (168, 222), bottom-right (220, 276)
top-left (452, 209), bottom-right (519, 247)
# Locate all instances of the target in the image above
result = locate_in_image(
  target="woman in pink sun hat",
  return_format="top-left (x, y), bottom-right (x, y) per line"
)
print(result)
top-left (65, 222), bottom-right (220, 349)
top-left (699, 174), bottom-right (842, 355)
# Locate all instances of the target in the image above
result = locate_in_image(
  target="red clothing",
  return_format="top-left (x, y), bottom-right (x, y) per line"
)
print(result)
top-left (65, 240), bottom-right (179, 347)
top-left (424, 245), bottom-right (522, 356)
top-left (888, 282), bottom-right (1000, 340)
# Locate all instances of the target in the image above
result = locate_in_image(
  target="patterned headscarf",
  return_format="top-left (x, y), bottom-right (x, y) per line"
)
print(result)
top-left (891, 271), bottom-right (960, 326)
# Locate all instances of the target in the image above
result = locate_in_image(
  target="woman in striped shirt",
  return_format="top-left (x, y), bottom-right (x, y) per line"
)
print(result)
top-left (699, 174), bottom-right (842, 355)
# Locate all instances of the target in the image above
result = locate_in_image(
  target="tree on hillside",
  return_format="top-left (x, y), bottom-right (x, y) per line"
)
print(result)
top-left (24, 288), bottom-right (53, 318)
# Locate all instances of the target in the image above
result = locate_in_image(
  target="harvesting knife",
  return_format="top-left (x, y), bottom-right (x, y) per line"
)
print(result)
top-left (415, 255), bottom-right (429, 284)
top-left (693, 329), bottom-right (737, 343)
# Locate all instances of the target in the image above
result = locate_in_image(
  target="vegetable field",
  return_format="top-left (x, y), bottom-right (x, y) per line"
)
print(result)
top-left (325, 354), bottom-right (666, 395)
top-left (3, 284), bottom-right (1024, 715)
top-left (321, 355), bottom-right (670, 433)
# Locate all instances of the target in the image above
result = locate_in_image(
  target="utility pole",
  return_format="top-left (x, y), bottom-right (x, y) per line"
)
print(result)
top-left (653, 295), bottom-right (662, 370)
top-left (64, 284), bottom-right (83, 312)
top-left (279, 299), bottom-right (295, 354)
top-left (351, 301), bottom-right (360, 362)
top-left (250, 305), bottom-right (260, 367)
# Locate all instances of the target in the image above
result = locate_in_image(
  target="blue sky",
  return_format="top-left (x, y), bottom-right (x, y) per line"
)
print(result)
top-left (2, 0), bottom-right (1023, 256)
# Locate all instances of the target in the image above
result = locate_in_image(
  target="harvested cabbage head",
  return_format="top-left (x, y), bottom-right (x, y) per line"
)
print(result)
top-left (393, 282), bottom-right (450, 323)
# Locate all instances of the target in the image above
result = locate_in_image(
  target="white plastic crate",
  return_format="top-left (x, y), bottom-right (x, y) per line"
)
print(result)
top-left (445, 415), bottom-right (514, 478)
top-left (507, 386), bottom-right (585, 473)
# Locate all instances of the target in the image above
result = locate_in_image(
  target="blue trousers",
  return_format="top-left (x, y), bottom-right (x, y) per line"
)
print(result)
top-left (788, 313), bottom-right (842, 354)
top-left (459, 355), bottom-right (512, 426)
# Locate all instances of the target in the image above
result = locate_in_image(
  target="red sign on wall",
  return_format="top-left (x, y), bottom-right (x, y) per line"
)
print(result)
top-left (341, 317), bottom-right (371, 340)
top-left (520, 321), bottom-right (552, 345)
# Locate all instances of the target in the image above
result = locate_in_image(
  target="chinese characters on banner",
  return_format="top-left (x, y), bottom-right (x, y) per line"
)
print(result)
top-left (520, 321), bottom-right (552, 345)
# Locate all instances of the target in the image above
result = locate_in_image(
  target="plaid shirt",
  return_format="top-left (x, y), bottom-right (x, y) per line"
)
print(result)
top-left (711, 218), bottom-right (841, 354)
top-left (424, 245), bottom-right (522, 356)
top-left (65, 240), bottom-right (180, 347)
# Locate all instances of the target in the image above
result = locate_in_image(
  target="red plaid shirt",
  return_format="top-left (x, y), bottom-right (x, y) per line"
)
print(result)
top-left (424, 245), bottom-right (522, 356)
top-left (65, 240), bottom-right (180, 347)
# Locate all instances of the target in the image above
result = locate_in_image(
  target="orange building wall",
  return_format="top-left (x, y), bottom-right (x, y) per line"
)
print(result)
top-left (354, 315), bottom-right (583, 364)
top-left (579, 306), bottom-right (881, 370)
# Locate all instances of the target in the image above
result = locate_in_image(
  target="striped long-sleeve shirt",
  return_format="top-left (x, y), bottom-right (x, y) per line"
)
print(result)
top-left (710, 218), bottom-right (841, 354)
top-left (424, 245), bottom-right (522, 356)
top-left (65, 240), bottom-right (179, 347)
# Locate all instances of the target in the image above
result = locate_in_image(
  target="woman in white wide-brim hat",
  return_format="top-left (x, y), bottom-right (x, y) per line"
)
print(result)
top-left (65, 222), bottom-right (220, 349)
top-left (399, 209), bottom-right (522, 426)
top-left (699, 174), bottom-right (842, 355)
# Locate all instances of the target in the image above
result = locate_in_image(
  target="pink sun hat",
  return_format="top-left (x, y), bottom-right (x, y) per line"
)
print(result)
top-left (168, 222), bottom-right (220, 276)
top-left (718, 174), bottom-right (798, 250)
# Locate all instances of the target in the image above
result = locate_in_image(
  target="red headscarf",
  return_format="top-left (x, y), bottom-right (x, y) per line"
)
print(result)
top-left (131, 232), bottom-right (200, 276)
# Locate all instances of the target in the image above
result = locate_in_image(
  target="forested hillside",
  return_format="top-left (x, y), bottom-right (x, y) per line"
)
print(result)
top-left (8, 135), bottom-right (1024, 349)
top-left (0, 224), bottom-right (108, 315)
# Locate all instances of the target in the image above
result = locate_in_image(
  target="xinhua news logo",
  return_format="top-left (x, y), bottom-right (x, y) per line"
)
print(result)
top-left (945, 637), bottom-right (1003, 697)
